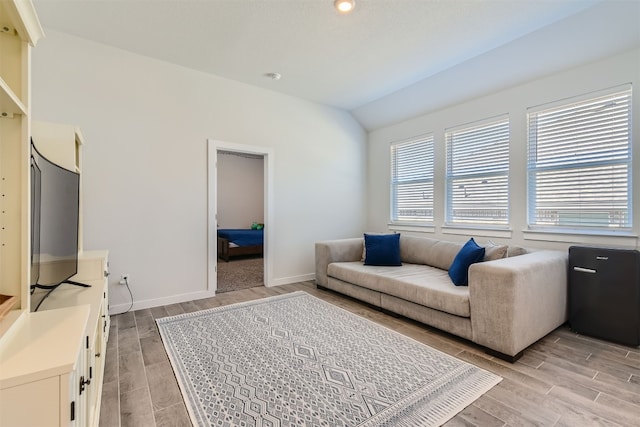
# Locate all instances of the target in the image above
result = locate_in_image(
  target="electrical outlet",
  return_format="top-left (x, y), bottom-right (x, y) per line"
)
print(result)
top-left (119, 274), bottom-right (130, 285)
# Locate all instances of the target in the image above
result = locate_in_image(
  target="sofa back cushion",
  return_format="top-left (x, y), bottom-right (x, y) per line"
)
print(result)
top-left (400, 235), bottom-right (462, 270)
top-left (484, 242), bottom-right (508, 261)
top-left (507, 246), bottom-right (528, 257)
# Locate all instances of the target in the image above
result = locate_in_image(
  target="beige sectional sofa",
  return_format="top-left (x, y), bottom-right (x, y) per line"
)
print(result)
top-left (315, 235), bottom-right (568, 361)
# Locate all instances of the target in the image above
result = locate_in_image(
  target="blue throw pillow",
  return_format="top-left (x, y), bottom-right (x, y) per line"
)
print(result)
top-left (363, 233), bottom-right (402, 266)
top-left (448, 238), bottom-right (485, 286)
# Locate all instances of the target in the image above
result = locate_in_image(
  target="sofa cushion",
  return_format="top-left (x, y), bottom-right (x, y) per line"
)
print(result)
top-left (363, 233), bottom-right (402, 266)
top-left (400, 236), bottom-right (462, 270)
top-left (327, 261), bottom-right (470, 317)
top-left (448, 238), bottom-right (485, 286)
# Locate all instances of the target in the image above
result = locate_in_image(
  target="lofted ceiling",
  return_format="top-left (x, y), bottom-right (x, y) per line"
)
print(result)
top-left (32, 0), bottom-right (640, 130)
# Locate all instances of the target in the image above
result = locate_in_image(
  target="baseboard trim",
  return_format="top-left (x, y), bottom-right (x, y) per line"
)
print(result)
top-left (109, 289), bottom-right (218, 315)
top-left (268, 273), bottom-right (315, 287)
top-left (109, 274), bottom-right (317, 314)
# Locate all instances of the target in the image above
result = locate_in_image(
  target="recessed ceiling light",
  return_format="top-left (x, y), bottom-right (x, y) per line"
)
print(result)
top-left (334, 0), bottom-right (355, 13)
top-left (264, 72), bottom-right (281, 81)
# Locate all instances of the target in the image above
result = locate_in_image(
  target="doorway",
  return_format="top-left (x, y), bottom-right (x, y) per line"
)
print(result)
top-left (207, 140), bottom-right (274, 294)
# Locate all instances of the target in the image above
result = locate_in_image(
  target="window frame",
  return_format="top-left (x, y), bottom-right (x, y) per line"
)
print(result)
top-left (526, 85), bottom-right (633, 234)
top-left (389, 134), bottom-right (435, 225)
top-left (444, 115), bottom-right (510, 228)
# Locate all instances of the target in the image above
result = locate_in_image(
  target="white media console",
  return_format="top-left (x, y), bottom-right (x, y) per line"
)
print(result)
top-left (0, 251), bottom-right (110, 427)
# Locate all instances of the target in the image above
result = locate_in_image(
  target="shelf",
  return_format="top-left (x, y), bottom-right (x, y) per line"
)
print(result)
top-left (0, 0), bottom-right (44, 46)
top-left (0, 295), bottom-right (17, 321)
top-left (0, 76), bottom-right (27, 117)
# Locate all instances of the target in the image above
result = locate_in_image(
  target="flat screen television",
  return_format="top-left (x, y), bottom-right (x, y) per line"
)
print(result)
top-left (30, 154), bottom-right (41, 287)
top-left (30, 139), bottom-right (88, 311)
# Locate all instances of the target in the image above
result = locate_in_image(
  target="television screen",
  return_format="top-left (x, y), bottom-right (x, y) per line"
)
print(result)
top-left (30, 156), bottom-right (41, 287)
top-left (31, 141), bottom-right (80, 288)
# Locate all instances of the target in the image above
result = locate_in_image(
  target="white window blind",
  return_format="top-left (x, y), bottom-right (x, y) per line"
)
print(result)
top-left (527, 86), bottom-right (632, 230)
top-left (391, 135), bottom-right (434, 223)
top-left (445, 117), bottom-right (510, 226)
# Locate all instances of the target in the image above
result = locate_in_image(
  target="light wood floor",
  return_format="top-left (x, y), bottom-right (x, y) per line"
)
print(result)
top-left (98, 282), bottom-right (640, 427)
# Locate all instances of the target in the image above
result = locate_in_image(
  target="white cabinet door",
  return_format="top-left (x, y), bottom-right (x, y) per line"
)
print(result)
top-left (66, 343), bottom-right (87, 427)
top-left (0, 377), bottom-right (60, 427)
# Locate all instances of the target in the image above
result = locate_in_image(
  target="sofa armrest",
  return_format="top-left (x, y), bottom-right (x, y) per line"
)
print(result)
top-left (315, 238), bottom-right (363, 286)
top-left (469, 250), bottom-right (568, 357)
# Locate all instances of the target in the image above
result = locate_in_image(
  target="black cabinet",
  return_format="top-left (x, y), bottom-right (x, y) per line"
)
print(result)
top-left (569, 246), bottom-right (640, 347)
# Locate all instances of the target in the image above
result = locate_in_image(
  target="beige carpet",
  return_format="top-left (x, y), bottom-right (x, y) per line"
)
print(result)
top-left (216, 256), bottom-right (263, 293)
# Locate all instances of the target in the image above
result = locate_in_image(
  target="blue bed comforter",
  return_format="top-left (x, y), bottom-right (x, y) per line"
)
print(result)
top-left (217, 229), bottom-right (264, 247)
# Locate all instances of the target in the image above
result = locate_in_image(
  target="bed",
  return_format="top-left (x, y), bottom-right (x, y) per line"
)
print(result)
top-left (217, 229), bottom-right (264, 262)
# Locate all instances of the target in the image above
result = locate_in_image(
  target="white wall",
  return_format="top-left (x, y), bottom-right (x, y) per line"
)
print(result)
top-left (32, 31), bottom-right (367, 313)
top-left (217, 153), bottom-right (264, 229)
top-left (367, 48), bottom-right (640, 251)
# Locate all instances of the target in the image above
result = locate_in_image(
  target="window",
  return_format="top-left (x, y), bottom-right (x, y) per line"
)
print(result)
top-left (527, 86), bottom-right (632, 231)
top-left (445, 116), bottom-right (510, 226)
top-left (390, 135), bottom-right (434, 223)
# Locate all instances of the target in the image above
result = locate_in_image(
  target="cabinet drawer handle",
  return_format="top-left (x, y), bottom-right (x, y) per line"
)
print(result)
top-left (573, 266), bottom-right (596, 274)
top-left (79, 376), bottom-right (91, 394)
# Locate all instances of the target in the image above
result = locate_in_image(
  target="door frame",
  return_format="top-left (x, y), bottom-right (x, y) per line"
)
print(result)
top-left (207, 139), bottom-right (274, 293)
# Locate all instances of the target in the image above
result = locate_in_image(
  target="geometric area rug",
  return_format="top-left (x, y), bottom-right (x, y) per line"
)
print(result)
top-left (156, 291), bottom-right (502, 426)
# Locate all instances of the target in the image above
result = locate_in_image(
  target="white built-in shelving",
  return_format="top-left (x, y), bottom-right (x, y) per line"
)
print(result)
top-left (0, 0), bottom-right (44, 338)
top-left (0, 3), bottom-right (110, 425)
